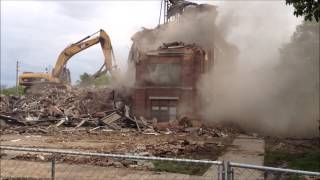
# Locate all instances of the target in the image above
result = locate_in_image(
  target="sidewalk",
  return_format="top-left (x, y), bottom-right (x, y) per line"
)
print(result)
top-left (203, 134), bottom-right (265, 178)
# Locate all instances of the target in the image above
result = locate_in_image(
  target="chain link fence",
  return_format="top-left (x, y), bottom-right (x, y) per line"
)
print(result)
top-left (0, 146), bottom-right (222, 180)
top-left (226, 162), bottom-right (320, 180)
top-left (1, 146), bottom-right (319, 180)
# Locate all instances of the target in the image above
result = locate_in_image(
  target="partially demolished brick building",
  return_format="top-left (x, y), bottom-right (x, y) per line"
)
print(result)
top-left (128, 2), bottom-right (237, 122)
top-left (130, 42), bottom-right (212, 122)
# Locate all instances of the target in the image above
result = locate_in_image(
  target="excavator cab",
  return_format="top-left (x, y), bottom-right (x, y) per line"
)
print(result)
top-left (19, 67), bottom-right (71, 87)
top-left (19, 72), bottom-right (50, 87)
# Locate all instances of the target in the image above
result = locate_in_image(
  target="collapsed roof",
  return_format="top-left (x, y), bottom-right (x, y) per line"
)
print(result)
top-left (167, 0), bottom-right (198, 19)
top-left (128, 3), bottom-right (238, 65)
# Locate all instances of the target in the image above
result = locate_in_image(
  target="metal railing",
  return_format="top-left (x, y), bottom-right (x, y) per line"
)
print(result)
top-left (226, 162), bottom-right (320, 180)
top-left (0, 145), bottom-right (223, 180)
top-left (1, 145), bottom-right (319, 180)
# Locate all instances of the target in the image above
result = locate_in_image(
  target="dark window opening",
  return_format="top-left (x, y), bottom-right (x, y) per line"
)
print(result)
top-left (151, 99), bottom-right (177, 122)
top-left (145, 63), bottom-right (181, 86)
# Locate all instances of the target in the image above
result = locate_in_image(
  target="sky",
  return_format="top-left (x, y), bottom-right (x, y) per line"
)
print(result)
top-left (1, 0), bottom-right (299, 87)
top-left (1, 0), bottom-right (164, 86)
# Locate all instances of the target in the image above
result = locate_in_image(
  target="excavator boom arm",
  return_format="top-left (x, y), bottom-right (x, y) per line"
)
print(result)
top-left (51, 30), bottom-right (115, 81)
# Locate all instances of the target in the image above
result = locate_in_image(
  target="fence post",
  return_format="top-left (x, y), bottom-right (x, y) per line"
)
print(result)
top-left (221, 161), bottom-right (225, 180)
top-left (231, 165), bottom-right (234, 180)
top-left (217, 163), bottom-right (221, 180)
top-left (51, 153), bottom-right (56, 180)
top-left (226, 161), bottom-right (233, 180)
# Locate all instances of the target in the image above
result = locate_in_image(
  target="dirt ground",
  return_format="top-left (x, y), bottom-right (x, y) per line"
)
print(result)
top-left (0, 126), bottom-right (235, 179)
top-left (1, 126), bottom-right (318, 180)
top-left (0, 126), bottom-right (236, 178)
top-left (1, 127), bottom-right (234, 159)
top-left (1, 159), bottom-right (215, 180)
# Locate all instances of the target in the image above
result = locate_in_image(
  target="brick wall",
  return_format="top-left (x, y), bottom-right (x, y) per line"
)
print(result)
top-left (132, 46), bottom-right (207, 121)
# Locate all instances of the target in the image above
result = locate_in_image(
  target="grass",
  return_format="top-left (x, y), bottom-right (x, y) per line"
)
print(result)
top-left (265, 149), bottom-right (320, 172)
top-left (264, 138), bottom-right (320, 179)
top-left (0, 86), bottom-right (25, 96)
top-left (153, 161), bottom-right (211, 175)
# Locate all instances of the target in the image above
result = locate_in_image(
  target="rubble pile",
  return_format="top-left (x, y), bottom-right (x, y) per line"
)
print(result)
top-left (0, 87), bottom-right (240, 137)
top-left (8, 137), bottom-right (222, 169)
top-left (0, 86), bottom-right (145, 130)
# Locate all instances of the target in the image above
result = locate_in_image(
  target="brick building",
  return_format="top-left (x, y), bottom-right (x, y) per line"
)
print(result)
top-left (132, 43), bottom-right (212, 122)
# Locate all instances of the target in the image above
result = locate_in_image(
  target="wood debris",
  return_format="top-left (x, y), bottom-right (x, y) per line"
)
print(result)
top-left (0, 87), bottom-right (147, 131)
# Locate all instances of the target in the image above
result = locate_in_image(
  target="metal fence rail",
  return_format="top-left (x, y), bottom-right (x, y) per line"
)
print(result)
top-left (0, 145), bottom-right (223, 165)
top-left (227, 162), bottom-right (320, 180)
top-left (0, 145), bottom-right (223, 180)
top-left (1, 145), bottom-right (319, 180)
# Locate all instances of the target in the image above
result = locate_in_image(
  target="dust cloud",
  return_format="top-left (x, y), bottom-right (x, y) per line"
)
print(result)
top-left (129, 1), bottom-right (319, 137)
top-left (198, 2), bottom-right (319, 137)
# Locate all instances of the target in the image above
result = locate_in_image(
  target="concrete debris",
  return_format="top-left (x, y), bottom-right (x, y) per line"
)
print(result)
top-left (137, 161), bottom-right (155, 169)
top-left (10, 139), bottom-right (21, 142)
top-left (0, 87), bottom-right (147, 131)
top-left (1, 86), bottom-right (238, 138)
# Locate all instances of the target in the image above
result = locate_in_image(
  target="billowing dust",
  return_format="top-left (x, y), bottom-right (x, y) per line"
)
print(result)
top-left (129, 1), bottom-right (319, 137)
top-left (199, 2), bottom-right (319, 138)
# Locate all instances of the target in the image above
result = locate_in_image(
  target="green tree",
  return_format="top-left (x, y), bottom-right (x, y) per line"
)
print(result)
top-left (0, 86), bottom-right (25, 96)
top-left (274, 21), bottom-right (319, 136)
top-left (76, 72), bottom-right (91, 86)
top-left (286, 0), bottom-right (320, 22)
top-left (93, 74), bottom-right (110, 86)
top-left (76, 72), bottom-right (110, 87)
top-left (280, 21), bottom-right (319, 64)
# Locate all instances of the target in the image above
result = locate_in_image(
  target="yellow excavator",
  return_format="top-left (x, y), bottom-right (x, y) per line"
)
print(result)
top-left (19, 29), bottom-right (117, 90)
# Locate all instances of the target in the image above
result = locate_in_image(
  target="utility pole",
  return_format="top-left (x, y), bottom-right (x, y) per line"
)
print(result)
top-left (158, 0), bottom-right (163, 25)
top-left (164, 0), bottom-right (168, 23)
top-left (16, 60), bottom-right (19, 96)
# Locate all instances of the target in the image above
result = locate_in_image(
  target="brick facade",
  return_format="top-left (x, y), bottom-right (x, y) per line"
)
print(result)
top-left (132, 45), bottom-right (210, 122)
